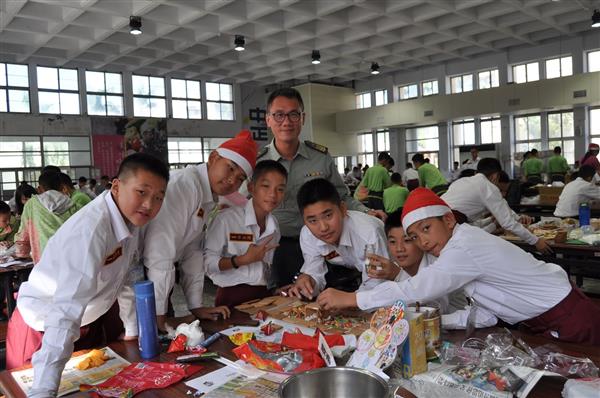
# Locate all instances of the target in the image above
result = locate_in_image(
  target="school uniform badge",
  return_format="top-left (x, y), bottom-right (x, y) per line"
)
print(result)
top-left (323, 251), bottom-right (340, 260)
top-left (229, 233), bottom-right (254, 242)
top-left (104, 246), bottom-right (123, 265)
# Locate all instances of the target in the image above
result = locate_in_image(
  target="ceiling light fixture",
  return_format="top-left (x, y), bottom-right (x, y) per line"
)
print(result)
top-left (234, 35), bottom-right (245, 51)
top-left (129, 16), bottom-right (142, 35)
top-left (311, 50), bottom-right (321, 64)
top-left (592, 9), bottom-right (600, 28)
top-left (371, 62), bottom-right (380, 75)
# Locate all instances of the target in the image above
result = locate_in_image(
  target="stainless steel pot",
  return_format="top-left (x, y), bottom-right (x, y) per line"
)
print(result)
top-left (278, 367), bottom-right (389, 398)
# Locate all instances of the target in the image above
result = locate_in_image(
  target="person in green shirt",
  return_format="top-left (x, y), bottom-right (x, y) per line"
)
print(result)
top-left (383, 173), bottom-right (409, 214)
top-left (522, 148), bottom-right (544, 184)
top-left (412, 153), bottom-right (448, 196)
top-left (547, 146), bottom-right (569, 182)
top-left (359, 152), bottom-right (393, 210)
top-left (58, 172), bottom-right (91, 209)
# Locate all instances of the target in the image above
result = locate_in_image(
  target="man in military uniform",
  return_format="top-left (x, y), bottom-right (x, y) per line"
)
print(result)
top-left (259, 87), bottom-right (386, 287)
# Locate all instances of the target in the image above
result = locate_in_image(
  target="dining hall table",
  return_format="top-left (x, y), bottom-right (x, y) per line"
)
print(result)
top-left (1, 309), bottom-right (598, 398)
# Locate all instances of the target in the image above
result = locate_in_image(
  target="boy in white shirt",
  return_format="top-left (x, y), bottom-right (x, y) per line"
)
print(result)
top-left (442, 158), bottom-right (552, 254)
top-left (143, 131), bottom-right (257, 331)
top-left (318, 188), bottom-right (600, 345)
top-left (554, 165), bottom-right (600, 217)
top-left (205, 160), bottom-right (287, 307)
top-left (7, 153), bottom-right (169, 397)
top-left (288, 178), bottom-right (391, 300)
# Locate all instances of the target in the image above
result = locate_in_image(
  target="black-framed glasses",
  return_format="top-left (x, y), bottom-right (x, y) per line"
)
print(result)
top-left (269, 111), bottom-right (302, 123)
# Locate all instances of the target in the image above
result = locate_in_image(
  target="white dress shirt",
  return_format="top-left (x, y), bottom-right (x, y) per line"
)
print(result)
top-left (18, 191), bottom-right (139, 398)
top-left (442, 173), bottom-right (539, 245)
top-left (299, 210), bottom-right (389, 296)
top-left (205, 198), bottom-right (280, 288)
top-left (554, 177), bottom-right (600, 217)
top-left (143, 164), bottom-right (216, 315)
top-left (356, 223), bottom-right (571, 325)
top-left (402, 168), bottom-right (419, 185)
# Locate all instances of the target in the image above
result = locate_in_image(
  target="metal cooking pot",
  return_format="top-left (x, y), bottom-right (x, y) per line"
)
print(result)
top-left (278, 367), bottom-right (389, 398)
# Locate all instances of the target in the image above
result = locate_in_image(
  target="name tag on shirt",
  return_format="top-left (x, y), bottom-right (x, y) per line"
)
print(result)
top-left (229, 233), bottom-right (254, 242)
top-left (323, 251), bottom-right (340, 260)
top-left (104, 246), bottom-right (123, 265)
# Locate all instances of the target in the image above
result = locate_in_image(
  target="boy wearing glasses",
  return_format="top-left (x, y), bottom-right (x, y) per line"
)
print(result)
top-left (259, 88), bottom-right (385, 288)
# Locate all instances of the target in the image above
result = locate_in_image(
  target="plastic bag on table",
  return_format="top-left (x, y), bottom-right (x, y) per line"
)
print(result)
top-left (438, 341), bottom-right (482, 366)
top-left (479, 332), bottom-right (537, 368)
top-left (232, 340), bottom-right (325, 374)
top-left (533, 344), bottom-right (599, 378)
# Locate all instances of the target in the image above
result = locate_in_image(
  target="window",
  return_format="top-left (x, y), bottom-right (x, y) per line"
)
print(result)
top-left (545, 56), bottom-right (572, 79)
top-left (42, 136), bottom-right (92, 169)
top-left (85, 71), bottom-right (123, 116)
top-left (591, 108), bottom-right (600, 138)
top-left (202, 137), bottom-right (229, 160)
top-left (377, 129), bottom-right (390, 152)
top-left (452, 119), bottom-right (475, 161)
top-left (206, 82), bottom-right (234, 120)
top-left (168, 137), bottom-right (203, 168)
top-left (132, 75), bottom-right (166, 117)
top-left (374, 89), bottom-right (388, 106)
top-left (357, 132), bottom-right (374, 167)
top-left (399, 83), bottom-right (418, 100)
top-left (478, 69), bottom-right (499, 89)
top-left (587, 50), bottom-right (600, 72)
top-left (334, 156), bottom-right (346, 174)
top-left (171, 78), bottom-right (202, 119)
top-left (406, 125), bottom-right (439, 167)
top-left (547, 111), bottom-right (575, 164)
top-left (480, 117), bottom-right (502, 144)
top-left (0, 136), bottom-right (41, 170)
top-left (514, 114), bottom-right (541, 153)
top-left (37, 66), bottom-right (80, 114)
top-left (0, 63), bottom-right (30, 113)
top-left (512, 62), bottom-right (539, 83)
top-left (450, 74), bottom-right (473, 93)
top-left (421, 80), bottom-right (438, 96)
top-left (355, 92), bottom-right (371, 109)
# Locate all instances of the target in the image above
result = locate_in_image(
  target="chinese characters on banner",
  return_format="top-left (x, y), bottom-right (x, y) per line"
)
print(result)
top-left (92, 135), bottom-right (124, 178)
top-left (248, 107), bottom-right (268, 141)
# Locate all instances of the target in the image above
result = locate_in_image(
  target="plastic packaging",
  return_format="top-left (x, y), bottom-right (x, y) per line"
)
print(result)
top-left (579, 203), bottom-right (591, 227)
top-left (533, 344), bottom-right (599, 377)
top-left (165, 320), bottom-right (205, 347)
top-left (134, 280), bottom-right (159, 359)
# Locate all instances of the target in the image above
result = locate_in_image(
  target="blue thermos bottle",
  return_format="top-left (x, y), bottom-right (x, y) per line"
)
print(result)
top-left (579, 203), bottom-right (591, 227)
top-left (134, 280), bottom-right (160, 359)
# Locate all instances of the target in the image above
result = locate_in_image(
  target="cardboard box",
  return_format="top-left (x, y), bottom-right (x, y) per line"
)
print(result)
top-left (397, 311), bottom-right (427, 378)
top-left (537, 186), bottom-right (563, 205)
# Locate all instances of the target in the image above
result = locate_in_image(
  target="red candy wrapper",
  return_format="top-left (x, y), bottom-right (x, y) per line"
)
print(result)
top-left (81, 362), bottom-right (202, 397)
top-left (233, 340), bottom-right (325, 373)
top-left (167, 334), bottom-right (188, 353)
top-left (260, 322), bottom-right (283, 336)
top-left (281, 331), bottom-right (345, 351)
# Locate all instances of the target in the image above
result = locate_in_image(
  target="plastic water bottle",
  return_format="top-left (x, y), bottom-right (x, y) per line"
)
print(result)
top-left (134, 280), bottom-right (159, 359)
top-left (579, 203), bottom-right (591, 227)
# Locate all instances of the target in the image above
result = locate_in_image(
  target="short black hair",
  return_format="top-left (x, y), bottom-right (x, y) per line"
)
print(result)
top-left (0, 200), bottom-right (10, 215)
top-left (251, 159), bottom-right (288, 183)
top-left (377, 152), bottom-right (390, 161)
top-left (476, 157), bottom-right (502, 177)
top-left (57, 173), bottom-right (75, 190)
top-left (117, 152), bottom-right (170, 183)
top-left (384, 210), bottom-right (403, 235)
top-left (388, 157), bottom-right (395, 167)
top-left (579, 165), bottom-right (596, 180)
top-left (554, 146), bottom-right (561, 154)
top-left (411, 153), bottom-right (424, 164)
top-left (42, 165), bottom-right (61, 173)
top-left (406, 162), bottom-right (412, 169)
top-left (458, 168), bottom-right (476, 178)
top-left (498, 171), bottom-right (511, 184)
top-left (391, 172), bottom-right (402, 184)
top-left (100, 175), bottom-right (109, 180)
top-left (89, 178), bottom-right (97, 186)
top-left (297, 178), bottom-right (340, 212)
top-left (531, 149), bottom-right (538, 155)
top-left (267, 87), bottom-right (304, 112)
top-left (78, 176), bottom-right (87, 183)
top-left (38, 172), bottom-right (63, 191)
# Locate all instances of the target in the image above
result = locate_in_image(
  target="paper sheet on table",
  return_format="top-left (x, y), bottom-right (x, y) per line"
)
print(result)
top-left (11, 347), bottom-right (129, 397)
top-left (185, 363), bottom-right (244, 395)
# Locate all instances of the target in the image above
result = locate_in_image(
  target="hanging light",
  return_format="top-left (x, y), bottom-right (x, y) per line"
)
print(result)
top-left (129, 16), bottom-right (142, 35)
top-left (371, 62), bottom-right (380, 75)
top-left (592, 9), bottom-right (600, 28)
top-left (311, 50), bottom-right (321, 64)
top-left (234, 35), bottom-right (245, 51)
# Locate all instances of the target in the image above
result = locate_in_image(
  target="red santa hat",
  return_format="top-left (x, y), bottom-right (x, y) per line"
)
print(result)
top-left (216, 130), bottom-right (258, 178)
top-left (401, 188), bottom-right (452, 230)
top-left (589, 143), bottom-right (599, 151)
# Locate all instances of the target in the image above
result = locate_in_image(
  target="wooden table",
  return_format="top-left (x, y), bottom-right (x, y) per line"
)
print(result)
top-left (1, 310), bottom-right (598, 398)
top-left (0, 261), bottom-right (33, 318)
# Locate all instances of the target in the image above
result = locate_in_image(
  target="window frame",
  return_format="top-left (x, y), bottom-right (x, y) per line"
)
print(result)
top-left (512, 61), bottom-right (540, 83)
top-left (421, 80), bottom-right (439, 97)
top-left (171, 78), bottom-right (202, 119)
top-left (132, 74), bottom-right (167, 118)
top-left (398, 83), bottom-right (418, 100)
top-left (544, 55), bottom-right (573, 79)
top-left (477, 69), bottom-right (499, 90)
top-left (205, 82), bottom-right (235, 121)
top-left (355, 92), bottom-right (372, 109)
top-left (0, 62), bottom-right (30, 113)
top-left (449, 73), bottom-right (473, 94)
top-left (85, 70), bottom-right (124, 116)
top-left (374, 89), bottom-right (388, 106)
top-left (37, 65), bottom-right (81, 115)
